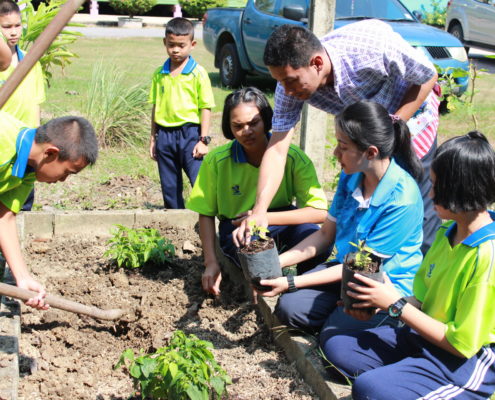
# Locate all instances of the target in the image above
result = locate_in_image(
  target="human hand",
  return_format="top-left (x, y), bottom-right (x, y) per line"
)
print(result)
top-left (232, 211), bottom-right (268, 247)
top-left (17, 277), bottom-right (49, 310)
top-left (202, 264), bottom-right (222, 296)
top-left (149, 136), bottom-right (157, 161)
top-left (346, 273), bottom-right (401, 311)
top-left (231, 210), bottom-right (251, 227)
top-left (192, 141), bottom-right (208, 159)
top-left (255, 276), bottom-right (288, 297)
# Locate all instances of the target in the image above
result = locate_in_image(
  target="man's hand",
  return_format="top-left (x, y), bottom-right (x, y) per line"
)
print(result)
top-left (17, 276), bottom-right (49, 310)
top-left (202, 263), bottom-right (222, 296)
top-left (192, 141), bottom-right (208, 159)
top-left (232, 211), bottom-right (269, 247)
top-left (149, 136), bottom-right (157, 161)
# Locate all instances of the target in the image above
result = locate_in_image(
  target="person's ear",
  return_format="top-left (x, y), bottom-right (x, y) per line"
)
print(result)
top-left (310, 55), bottom-right (324, 72)
top-left (191, 39), bottom-right (197, 49)
top-left (366, 146), bottom-right (379, 160)
top-left (43, 146), bottom-right (60, 162)
top-left (163, 37), bottom-right (167, 47)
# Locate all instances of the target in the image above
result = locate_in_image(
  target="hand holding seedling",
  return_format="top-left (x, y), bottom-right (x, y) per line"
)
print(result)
top-left (231, 210), bottom-right (251, 227)
top-left (346, 273), bottom-right (401, 311)
top-left (233, 212), bottom-right (269, 247)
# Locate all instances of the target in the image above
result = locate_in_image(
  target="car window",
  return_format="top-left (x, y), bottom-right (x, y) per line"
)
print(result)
top-left (278, 0), bottom-right (307, 16)
top-left (254, 0), bottom-right (276, 14)
top-left (336, 0), bottom-right (414, 20)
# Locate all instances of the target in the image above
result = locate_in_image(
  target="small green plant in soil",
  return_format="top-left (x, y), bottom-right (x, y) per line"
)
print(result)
top-left (104, 225), bottom-right (175, 269)
top-left (239, 221), bottom-right (273, 254)
top-left (115, 330), bottom-right (232, 400)
top-left (346, 240), bottom-right (379, 273)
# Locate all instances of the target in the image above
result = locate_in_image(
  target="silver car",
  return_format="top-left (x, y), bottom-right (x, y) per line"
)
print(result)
top-left (446, 0), bottom-right (495, 53)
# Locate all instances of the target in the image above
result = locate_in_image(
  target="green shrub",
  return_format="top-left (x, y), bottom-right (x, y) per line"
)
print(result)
top-left (82, 61), bottom-right (149, 148)
top-left (421, 1), bottom-right (446, 28)
top-left (108, 0), bottom-right (157, 18)
top-left (179, 0), bottom-right (226, 19)
top-left (115, 330), bottom-right (232, 399)
top-left (19, 0), bottom-right (82, 85)
top-left (104, 225), bottom-right (175, 269)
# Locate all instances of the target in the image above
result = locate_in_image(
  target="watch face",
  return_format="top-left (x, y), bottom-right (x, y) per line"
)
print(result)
top-left (201, 136), bottom-right (211, 144)
top-left (389, 305), bottom-right (400, 317)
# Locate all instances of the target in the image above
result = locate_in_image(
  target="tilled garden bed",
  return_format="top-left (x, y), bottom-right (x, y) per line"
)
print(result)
top-left (17, 226), bottom-right (317, 400)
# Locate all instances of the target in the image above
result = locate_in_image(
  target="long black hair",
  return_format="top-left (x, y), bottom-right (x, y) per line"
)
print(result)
top-left (335, 101), bottom-right (423, 180)
top-left (432, 131), bottom-right (495, 212)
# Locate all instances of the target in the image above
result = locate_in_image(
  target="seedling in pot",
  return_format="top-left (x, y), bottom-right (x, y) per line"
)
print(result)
top-left (341, 240), bottom-right (383, 312)
top-left (237, 221), bottom-right (282, 288)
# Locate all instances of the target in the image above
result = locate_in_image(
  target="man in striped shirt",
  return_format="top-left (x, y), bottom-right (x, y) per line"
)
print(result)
top-left (235, 19), bottom-right (440, 254)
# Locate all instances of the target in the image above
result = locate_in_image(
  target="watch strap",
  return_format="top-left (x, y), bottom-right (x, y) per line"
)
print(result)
top-left (287, 275), bottom-right (297, 293)
top-left (388, 297), bottom-right (408, 318)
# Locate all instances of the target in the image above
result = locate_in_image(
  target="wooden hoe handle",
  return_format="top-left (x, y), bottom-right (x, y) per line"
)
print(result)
top-left (0, 282), bottom-right (125, 321)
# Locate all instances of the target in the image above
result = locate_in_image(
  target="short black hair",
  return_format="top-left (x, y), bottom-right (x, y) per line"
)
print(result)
top-left (221, 87), bottom-right (273, 140)
top-left (0, 0), bottom-right (20, 16)
top-left (432, 131), bottom-right (495, 213)
top-left (263, 24), bottom-right (323, 68)
top-left (165, 17), bottom-right (194, 40)
top-left (35, 116), bottom-right (98, 165)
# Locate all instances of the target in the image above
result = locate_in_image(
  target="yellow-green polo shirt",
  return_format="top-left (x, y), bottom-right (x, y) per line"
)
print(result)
top-left (186, 140), bottom-right (327, 220)
top-left (0, 111), bottom-right (36, 213)
top-left (149, 56), bottom-right (215, 127)
top-left (413, 215), bottom-right (495, 358)
top-left (0, 46), bottom-right (45, 128)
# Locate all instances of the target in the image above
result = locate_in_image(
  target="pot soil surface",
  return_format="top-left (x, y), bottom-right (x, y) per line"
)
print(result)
top-left (17, 226), bottom-right (317, 400)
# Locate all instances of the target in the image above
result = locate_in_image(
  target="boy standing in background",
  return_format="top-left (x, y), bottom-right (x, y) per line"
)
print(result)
top-left (0, 0), bottom-right (46, 211)
top-left (149, 17), bottom-right (215, 209)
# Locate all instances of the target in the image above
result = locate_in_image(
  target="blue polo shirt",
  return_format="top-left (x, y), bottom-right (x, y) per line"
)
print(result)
top-left (329, 158), bottom-right (423, 296)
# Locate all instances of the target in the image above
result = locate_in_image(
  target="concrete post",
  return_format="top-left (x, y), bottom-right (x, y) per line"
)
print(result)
top-left (299, 0), bottom-right (336, 178)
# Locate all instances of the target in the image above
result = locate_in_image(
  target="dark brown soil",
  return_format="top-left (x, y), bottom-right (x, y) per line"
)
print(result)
top-left (344, 252), bottom-right (381, 273)
top-left (238, 238), bottom-right (275, 255)
top-left (17, 226), bottom-right (317, 400)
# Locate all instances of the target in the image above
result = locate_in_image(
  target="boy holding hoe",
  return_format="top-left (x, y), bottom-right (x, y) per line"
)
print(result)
top-left (149, 17), bottom-right (215, 209)
top-left (0, 112), bottom-right (98, 309)
top-left (0, 0), bottom-right (46, 211)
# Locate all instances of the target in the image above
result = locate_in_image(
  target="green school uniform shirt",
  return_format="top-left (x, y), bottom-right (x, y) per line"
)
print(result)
top-left (149, 56), bottom-right (215, 127)
top-left (0, 111), bottom-right (35, 213)
top-left (186, 140), bottom-right (327, 220)
top-left (413, 216), bottom-right (495, 358)
top-left (0, 46), bottom-right (45, 128)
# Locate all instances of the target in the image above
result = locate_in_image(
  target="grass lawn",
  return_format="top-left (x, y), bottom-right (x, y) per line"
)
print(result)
top-left (37, 35), bottom-right (495, 210)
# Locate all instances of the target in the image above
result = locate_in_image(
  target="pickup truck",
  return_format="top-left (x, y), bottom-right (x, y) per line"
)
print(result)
top-left (203, 0), bottom-right (469, 91)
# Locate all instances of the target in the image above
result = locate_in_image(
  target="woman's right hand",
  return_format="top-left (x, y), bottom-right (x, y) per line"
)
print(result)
top-left (256, 277), bottom-right (289, 297)
top-left (202, 263), bottom-right (222, 296)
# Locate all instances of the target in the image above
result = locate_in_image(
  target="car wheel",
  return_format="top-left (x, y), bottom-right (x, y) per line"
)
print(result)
top-left (448, 23), bottom-right (470, 54)
top-left (219, 43), bottom-right (245, 88)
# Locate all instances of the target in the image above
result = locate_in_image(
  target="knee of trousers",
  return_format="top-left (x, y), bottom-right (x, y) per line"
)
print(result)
top-left (274, 293), bottom-right (310, 328)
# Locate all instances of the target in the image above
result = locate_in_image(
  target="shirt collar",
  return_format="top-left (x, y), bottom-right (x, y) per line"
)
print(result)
top-left (15, 45), bottom-right (24, 61)
top-left (445, 210), bottom-right (495, 247)
top-left (12, 128), bottom-right (36, 178)
top-left (231, 132), bottom-right (272, 163)
top-left (160, 56), bottom-right (197, 74)
top-left (344, 158), bottom-right (403, 207)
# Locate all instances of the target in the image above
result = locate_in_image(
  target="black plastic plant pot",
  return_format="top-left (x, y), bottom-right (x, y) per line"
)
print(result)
top-left (237, 239), bottom-right (282, 292)
top-left (340, 252), bottom-right (384, 313)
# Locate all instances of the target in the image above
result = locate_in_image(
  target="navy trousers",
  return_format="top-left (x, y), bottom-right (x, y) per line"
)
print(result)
top-left (155, 123), bottom-right (202, 209)
top-left (324, 325), bottom-right (495, 400)
top-left (21, 188), bottom-right (35, 211)
top-left (218, 208), bottom-right (329, 275)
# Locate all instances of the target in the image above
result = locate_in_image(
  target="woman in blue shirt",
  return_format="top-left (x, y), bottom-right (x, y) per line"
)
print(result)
top-left (260, 100), bottom-right (424, 340)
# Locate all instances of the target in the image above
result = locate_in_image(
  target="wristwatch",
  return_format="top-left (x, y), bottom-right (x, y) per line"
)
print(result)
top-left (388, 297), bottom-right (408, 319)
top-left (199, 136), bottom-right (211, 145)
top-left (287, 275), bottom-right (297, 293)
